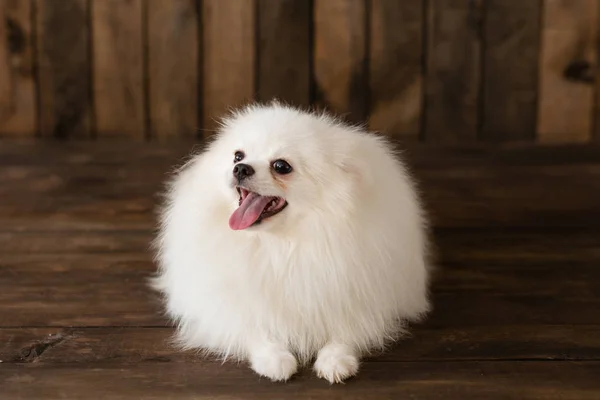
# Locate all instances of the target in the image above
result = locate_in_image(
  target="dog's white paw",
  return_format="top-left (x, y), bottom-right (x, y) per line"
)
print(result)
top-left (249, 343), bottom-right (298, 382)
top-left (314, 343), bottom-right (359, 384)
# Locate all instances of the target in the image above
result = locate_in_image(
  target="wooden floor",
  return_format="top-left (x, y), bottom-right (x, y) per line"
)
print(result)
top-left (1, 141), bottom-right (600, 399)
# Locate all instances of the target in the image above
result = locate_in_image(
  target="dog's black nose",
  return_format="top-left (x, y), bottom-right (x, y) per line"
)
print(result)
top-left (233, 163), bottom-right (255, 181)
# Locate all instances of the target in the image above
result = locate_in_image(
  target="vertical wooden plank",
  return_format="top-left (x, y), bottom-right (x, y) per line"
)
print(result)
top-left (538, 0), bottom-right (598, 143)
top-left (147, 0), bottom-right (199, 140)
top-left (482, 0), bottom-right (541, 141)
top-left (424, 0), bottom-right (483, 142)
top-left (0, 0), bottom-right (35, 136)
top-left (36, 0), bottom-right (91, 139)
top-left (0, 2), bottom-right (9, 121)
top-left (257, 0), bottom-right (310, 107)
top-left (314, 0), bottom-right (367, 123)
top-left (369, 0), bottom-right (423, 139)
top-left (92, 0), bottom-right (145, 138)
top-left (202, 0), bottom-right (255, 132)
top-left (0, 3), bottom-right (9, 127)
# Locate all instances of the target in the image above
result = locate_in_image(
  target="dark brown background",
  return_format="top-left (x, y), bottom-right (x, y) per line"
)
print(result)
top-left (1, 1), bottom-right (600, 399)
top-left (1, 0), bottom-right (599, 144)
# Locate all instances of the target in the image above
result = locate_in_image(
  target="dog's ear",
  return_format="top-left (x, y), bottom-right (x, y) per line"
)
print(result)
top-left (339, 160), bottom-right (360, 177)
top-left (335, 135), bottom-right (376, 187)
top-left (337, 154), bottom-right (373, 187)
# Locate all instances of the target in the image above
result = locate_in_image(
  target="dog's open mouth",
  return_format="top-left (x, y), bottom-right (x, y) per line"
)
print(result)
top-left (229, 187), bottom-right (288, 230)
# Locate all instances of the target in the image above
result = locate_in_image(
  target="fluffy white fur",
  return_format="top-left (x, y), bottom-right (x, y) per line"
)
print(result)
top-left (151, 103), bottom-right (431, 383)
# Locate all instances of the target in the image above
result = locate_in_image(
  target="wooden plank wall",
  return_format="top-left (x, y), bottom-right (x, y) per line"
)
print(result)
top-left (0, 0), bottom-right (599, 143)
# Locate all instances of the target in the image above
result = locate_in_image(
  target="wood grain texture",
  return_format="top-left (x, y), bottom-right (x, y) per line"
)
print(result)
top-left (0, 230), bottom-right (152, 254)
top-left (36, 0), bottom-right (91, 139)
top-left (202, 0), bottom-right (255, 132)
top-left (6, 140), bottom-right (600, 167)
top-left (0, 0), bottom-right (35, 136)
top-left (2, 231), bottom-right (600, 327)
top-left (0, 163), bottom-right (165, 231)
top-left (369, 0), bottom-right (423, 138)
top-left (313, 0), bottom-right (367, 123)
top-left (482, 0), bottom-right (541, 141)
top-left (0, 253), bottom-right (164, 327)
top-left (424, 0), bottom-right (483, 142)
top-left (537, 0), bottom-right (598, 143)
top-left (4, 324), bottom-right (600, 364)
top-left (1, 140), bottom-right (600, 397)
top-left (0, 140), bottom-right (193, 165)
top-left (1, 142), bottom-right (600, 230)
top-left (147, 0), bottom-right (199, 140)
top-left (1, 362), bottom-right (599, 399)
top-left (92, 0), bottom-right (145, 138)
top-left (257, 0), bottom-right (310, 106)
top-left (0, 2), bottom-right (8, 123)
top-left (3, 229), bottom-right (600, 265)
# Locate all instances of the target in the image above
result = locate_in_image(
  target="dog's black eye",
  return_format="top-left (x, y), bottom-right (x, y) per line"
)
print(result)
top-left (272, 159), bottom-right (293, 175)
top-left (234, 151), bottom-right (245, 162)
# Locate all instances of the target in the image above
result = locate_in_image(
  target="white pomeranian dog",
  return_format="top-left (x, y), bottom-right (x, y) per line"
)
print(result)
top-left (151, 102), bottom-right (431, 383)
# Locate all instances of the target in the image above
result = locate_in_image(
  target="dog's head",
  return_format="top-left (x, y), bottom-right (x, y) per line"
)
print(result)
top-left (203, 103), bottom-right (365, 232)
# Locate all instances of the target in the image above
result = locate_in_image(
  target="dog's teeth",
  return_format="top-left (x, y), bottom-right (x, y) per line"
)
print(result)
top-left (263, 199), bottom-right (278, 213)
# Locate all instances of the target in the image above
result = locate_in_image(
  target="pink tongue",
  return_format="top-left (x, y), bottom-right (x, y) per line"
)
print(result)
top-left (229, 192), bottom-right (273, 230)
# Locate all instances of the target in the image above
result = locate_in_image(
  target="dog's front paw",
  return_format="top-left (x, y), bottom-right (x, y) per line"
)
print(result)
top-left (314, 343), bottom-right (359, 384)
top-left (249, 342), bottom-right (298, 382)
